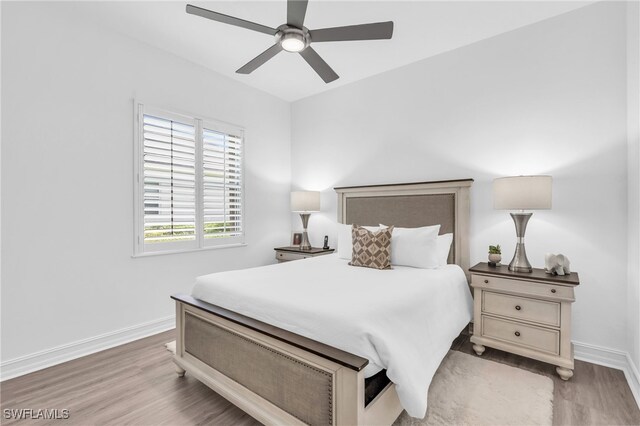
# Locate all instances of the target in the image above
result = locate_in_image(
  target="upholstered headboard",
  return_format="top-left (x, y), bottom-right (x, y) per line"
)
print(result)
top-left (334, 179), bottom-right (473, 277)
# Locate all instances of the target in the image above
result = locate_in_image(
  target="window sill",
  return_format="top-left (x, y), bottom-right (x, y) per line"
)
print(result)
top-left (132, 243), bottom-right (247, 258)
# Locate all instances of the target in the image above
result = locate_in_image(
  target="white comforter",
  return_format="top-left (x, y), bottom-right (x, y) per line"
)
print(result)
top-left (191, 254), bottom-right (473, 418)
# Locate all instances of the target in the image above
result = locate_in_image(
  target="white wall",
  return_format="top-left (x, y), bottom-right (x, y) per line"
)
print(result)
top-left (1, 2), bottom-right (291, 366)
top-left (291, 2), bottom-right (629, 352)
top-left (627, 0), bottom-right (640, 380)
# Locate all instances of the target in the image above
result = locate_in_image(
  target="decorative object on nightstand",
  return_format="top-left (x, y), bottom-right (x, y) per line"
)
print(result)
top-left (291, 191), bottom-right (320, 250)
top-left (493, 175), bottom-right (552, 273)
top-left (488, 244), bottom-right (502, 266)
top-left (274, 246), bottom-right (335, 263)
top-left (469, 262), bottom-right (579, 380)
top-left (544, 253), bottom-right (571, 276)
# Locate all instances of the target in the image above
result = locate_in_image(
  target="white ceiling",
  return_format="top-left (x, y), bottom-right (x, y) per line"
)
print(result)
top-left (68, 1), bottom-right (590, 102)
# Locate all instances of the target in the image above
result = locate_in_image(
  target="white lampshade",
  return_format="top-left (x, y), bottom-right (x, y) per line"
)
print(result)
top-left (291, 191), bottom-right (320, 212)
top-left (493, 176), bottom-right (552, 210)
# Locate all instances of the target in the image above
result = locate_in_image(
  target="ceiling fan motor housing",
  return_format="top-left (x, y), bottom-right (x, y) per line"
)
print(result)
top-left (276, 25), bottom-right (311, 52)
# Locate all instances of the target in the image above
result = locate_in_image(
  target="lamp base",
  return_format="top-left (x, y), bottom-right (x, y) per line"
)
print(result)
top-left (300, 231), bottom-right (311, 251)
top-left (508, 212), bottom-right (533, 273)
top-left (509, 242), bottom-right (532, 272)
top-left (299, 213), bottom-right (311, 251)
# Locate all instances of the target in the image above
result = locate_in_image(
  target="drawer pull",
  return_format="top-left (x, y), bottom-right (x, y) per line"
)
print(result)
top-left (515, 305), bottom-right (521, 311)
top-left (484, 279), bottom-right (489, 284)
top-left (551, 289), bottom-right (557, 293)
top-left (514, 331), bottom-right (521, 337)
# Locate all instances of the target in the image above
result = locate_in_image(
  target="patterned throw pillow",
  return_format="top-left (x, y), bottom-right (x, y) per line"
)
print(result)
top-left (349, 225), bottom-right (394, 270)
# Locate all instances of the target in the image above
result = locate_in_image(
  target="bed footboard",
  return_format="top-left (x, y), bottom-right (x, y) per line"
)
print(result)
top-left (185, 311), bottom-right (334, 424)
top-left (172, 294), bottom-right (403, 426)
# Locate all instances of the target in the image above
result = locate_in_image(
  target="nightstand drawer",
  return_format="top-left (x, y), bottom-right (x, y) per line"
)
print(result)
top-left (482, 316), bottom-right (560, 355)
top-left (471, 274), bottom-right (574, 301)
top-left (275, 251), bottom-right (310, 262)
top-left (482, 291), bottom-right (560, 327)
top-left (274, 247), bottom-right (334, 263)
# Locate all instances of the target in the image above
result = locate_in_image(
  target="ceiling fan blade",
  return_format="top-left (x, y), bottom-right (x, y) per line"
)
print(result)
top-left (287, 0), bottom-right (308, 28)
top-left (186, 4), bottom-right (277, 36)
top-left (309, 21), bottom-right (394, 42)
top-left (236, 44), bottom-right (283, 74)
top-left (299, 47), bottom-right (339, 83)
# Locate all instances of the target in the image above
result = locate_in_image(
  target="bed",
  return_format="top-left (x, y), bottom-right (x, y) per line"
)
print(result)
top-left (171, 179), bottom-right (473, 425)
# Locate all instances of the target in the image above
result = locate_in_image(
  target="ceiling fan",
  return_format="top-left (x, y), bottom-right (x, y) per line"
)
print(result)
top-left (186, 1), bottom-right (394, 83)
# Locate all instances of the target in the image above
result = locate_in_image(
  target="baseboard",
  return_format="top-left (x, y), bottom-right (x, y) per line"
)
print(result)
top-left (625, 352), bottom-right (640, 410)
top-left (0, 315), bottom-right (175, 382)
top-left (573, 340), bottom-right (640, 409)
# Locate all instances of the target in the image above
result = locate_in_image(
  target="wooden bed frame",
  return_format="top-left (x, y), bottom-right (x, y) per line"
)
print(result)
top-left (172, 179), bottom-right (473, 426)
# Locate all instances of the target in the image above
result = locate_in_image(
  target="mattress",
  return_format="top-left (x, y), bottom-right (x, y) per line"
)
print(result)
top-left (191, 254), bottom-right (473, 418)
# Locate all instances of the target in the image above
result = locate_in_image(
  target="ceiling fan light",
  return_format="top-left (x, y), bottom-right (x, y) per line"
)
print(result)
top-left (281, 33), bottom-right (305, 52)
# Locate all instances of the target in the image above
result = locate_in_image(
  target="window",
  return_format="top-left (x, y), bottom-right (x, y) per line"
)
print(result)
top-left (134, 104), bottom-right (244, 255)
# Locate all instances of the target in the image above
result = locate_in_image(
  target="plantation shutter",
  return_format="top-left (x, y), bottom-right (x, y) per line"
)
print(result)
top-left (202, 123), bottom-right (243, 244)
top-left (142, 112), bottom-right (197, 247)
top-left (135, 103), bottom-right (245, 255)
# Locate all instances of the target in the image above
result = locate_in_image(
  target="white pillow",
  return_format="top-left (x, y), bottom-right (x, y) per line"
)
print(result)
top-left (436, 233), bottom-right (454, 266)
top-left (337, 224), bottom-right (379, 259)
top-left (380, 224), bottom-right (441, 268)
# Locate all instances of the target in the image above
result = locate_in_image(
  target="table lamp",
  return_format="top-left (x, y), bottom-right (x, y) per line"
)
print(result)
top-left (493, 176), bottom-right (552, 272)
top-left (291, 191), bottom-right (320, 250)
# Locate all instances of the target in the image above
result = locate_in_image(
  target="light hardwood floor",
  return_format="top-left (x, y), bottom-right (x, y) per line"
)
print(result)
top-left (1, 329), bottom-right (639, 425)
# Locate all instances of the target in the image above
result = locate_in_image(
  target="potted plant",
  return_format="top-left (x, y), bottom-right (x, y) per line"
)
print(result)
top-left (488, 244), bottom-right (502, 266)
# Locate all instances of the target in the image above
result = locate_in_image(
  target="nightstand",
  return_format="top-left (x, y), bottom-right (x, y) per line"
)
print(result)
top-left (274, 246), bottom-right (335, 263)
top-left (469, 262), bottom-right (580, 380)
